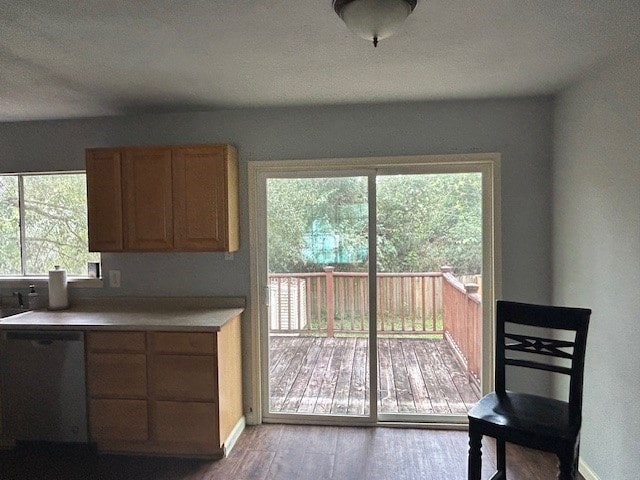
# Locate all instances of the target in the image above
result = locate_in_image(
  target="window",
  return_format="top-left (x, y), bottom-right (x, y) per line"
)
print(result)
top-left (0, 172), bottom-right (99, 277)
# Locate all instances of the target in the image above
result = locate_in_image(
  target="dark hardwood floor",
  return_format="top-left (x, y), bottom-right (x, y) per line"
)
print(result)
top-left (0, 424), bottom-right (583, 479)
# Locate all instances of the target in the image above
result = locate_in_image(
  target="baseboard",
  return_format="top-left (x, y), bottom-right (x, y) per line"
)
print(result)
top-left (579, 457), bottom-right (601, 480)
top-left (222, 416), bottom-right (246, 457)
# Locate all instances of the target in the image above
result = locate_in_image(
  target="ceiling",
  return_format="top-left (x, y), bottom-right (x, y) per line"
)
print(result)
top-left (1, 0), bottom-right (639, 122)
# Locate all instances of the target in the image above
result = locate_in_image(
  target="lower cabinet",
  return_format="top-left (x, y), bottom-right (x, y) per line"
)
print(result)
top-left (154, 401), bottom-right (219, 445)
top-left (86, 316), bottom-right (242, 458)
top-left (90, 399), bottom-right (149, 442)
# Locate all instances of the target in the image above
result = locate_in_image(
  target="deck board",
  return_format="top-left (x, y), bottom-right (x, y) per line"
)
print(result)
top-left (269, 336), bottom-right (480, 416)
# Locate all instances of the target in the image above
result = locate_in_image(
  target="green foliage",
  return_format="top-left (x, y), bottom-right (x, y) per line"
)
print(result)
top-left (267, 177), bottom-right (368, 272)
top-left (267, 173), bottom-right (482, 275)
top-left (0, 176), bottom-right (21, 274)
top-left (0, 173), bottom-right (99, 276)
top-left (377, 173), bottom-right (482, 274)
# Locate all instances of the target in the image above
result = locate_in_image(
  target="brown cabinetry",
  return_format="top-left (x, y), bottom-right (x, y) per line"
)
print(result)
top-left (86, 332), bottom-right (148, 443)
top-left (122, 147), bottom-right (174, 250)
top-left (85, 144), bottom-right (239, 252)
top-left (86, 149), bottom-right (124, 251)
top-left (85, 316), bottom-right (243, 458)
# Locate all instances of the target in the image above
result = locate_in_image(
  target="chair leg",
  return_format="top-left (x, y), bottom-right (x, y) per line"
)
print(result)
top-left (496, 439), bottom-right (506, 475)
top-left (468, 432), bottom-right (483, 480)
top-left (557, 446), bottom-right (578, 480)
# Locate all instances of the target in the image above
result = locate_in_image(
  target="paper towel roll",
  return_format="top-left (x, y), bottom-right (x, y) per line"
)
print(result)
top-left (48, 266), bottom-right (69, 310)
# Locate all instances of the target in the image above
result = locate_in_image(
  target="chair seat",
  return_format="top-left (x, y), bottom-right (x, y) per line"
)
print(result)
top-left (468, 391), bottom-right (581, 450)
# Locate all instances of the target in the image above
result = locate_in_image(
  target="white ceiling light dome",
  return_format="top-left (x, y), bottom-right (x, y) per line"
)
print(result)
top-left (333, 0), bottom-right (418, 47)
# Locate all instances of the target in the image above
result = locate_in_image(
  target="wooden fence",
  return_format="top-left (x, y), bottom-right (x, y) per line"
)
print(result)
top-left (441, 267), bottom-right (482, 383)
top-left (268, 266), bottom-right (481, 384)
top-left (269, 267), bottom-right (442, 335)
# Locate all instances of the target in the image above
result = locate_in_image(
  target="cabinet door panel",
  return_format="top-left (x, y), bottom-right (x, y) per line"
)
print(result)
top-left (150, 355), bottom-right (216, 401)
top-left (90, 399), bottom-right (148, 442)
top-left (123, 148), bottom-right (173, 250)
top-left (87, 331), bottom-right (146, 353)
top-left (88, 353), bottom-right (147, 398)
top-left (173, 145), bottom-right (228, 250)
top-left (153, 401), bottom-right (218, 446)
top-left (86, 149), bottom-right (123, 251)
top-left (151, 332), bottom-right (215, 355)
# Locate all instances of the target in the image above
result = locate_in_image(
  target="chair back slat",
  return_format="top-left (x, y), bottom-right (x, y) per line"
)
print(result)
top-left (495, 301), bottom-right (591, 416)
top-left (505, 358), bottom-right (572, 375)
top-left (505, 333), bottom-right (575, 360)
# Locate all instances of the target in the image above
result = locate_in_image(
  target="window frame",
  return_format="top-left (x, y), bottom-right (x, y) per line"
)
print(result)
top-left (0, 170), bottom-right (102, 287)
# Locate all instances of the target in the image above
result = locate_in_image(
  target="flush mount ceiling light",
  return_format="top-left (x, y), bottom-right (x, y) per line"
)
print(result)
top-left (333, 0), bottom-right (418, 47)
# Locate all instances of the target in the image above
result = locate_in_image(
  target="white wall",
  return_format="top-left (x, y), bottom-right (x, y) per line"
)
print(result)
top-left (0, 96), bottom-right (554, 411)
top-left (553, 46), bottom-right (640, 479)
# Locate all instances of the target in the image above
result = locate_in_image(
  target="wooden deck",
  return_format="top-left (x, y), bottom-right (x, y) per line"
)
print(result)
top-left (269, 336), bottom-right (480, 416)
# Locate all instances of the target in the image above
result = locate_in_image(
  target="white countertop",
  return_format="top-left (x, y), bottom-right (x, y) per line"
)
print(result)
top-left (0, 297), bottom-right (244, 332)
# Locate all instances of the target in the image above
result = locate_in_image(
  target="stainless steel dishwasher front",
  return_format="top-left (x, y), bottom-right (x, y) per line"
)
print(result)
top-left (0, 330), bottom-right (88, 443)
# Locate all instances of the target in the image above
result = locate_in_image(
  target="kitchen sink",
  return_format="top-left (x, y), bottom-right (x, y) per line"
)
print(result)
top-left (0, 308), bottom-right (31, 318)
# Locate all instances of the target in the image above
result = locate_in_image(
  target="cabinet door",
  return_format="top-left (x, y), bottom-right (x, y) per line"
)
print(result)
top-left (150, 354), bottom-right (217, 401)
top-left (87, 353), bottom-right (147, 398)
top-left (122, 147), bottom-right (173, 250)
top-left (86, 148), bottom-right (123, 251)
top-left (151, 332), bottom-right (215, 355)
top-left (90, 399), bottom-right (148, 442)
top-left (173, 145), bottom-right (238, 251)
top-left (153, 401), bottom-right (219, 449)
top-left (88, 331), bottom-right (146, 353)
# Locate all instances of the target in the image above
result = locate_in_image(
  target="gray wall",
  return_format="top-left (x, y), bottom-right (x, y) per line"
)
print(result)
top-left (553, 46), bottom-right (640, 479)
top-left (0, 96), bottom-right (555, 410)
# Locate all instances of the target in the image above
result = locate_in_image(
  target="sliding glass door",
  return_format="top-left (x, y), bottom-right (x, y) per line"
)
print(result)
top-left (249, 154), bottom-right (499, 425)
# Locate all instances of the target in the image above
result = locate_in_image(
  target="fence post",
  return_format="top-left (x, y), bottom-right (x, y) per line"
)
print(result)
top-left (325, 266), bottom-right (335, 337)
top-left (440, 266), bottom-right (453, 332)
top-left (464, 284), bottom-right (479, 295)
top-left (464, 283), bottom-right (479, 380)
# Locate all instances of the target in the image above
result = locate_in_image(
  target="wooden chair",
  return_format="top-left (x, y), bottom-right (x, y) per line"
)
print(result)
top-left (467, 300), bottom-right (591, 480)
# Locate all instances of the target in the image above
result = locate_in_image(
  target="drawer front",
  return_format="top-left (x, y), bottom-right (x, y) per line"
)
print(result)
top-left (90, 399), bottom-right (148, 442)
top-left (153, 401), bottom-right (218, 446)
top-left (87, 331), bottom-right (146, 353)
top-left (151, 332), bottom-right (215, 354)
top-left (150, 355), bottom-right (217, 401)
top-left (88, 353), bottom-right (147, 398)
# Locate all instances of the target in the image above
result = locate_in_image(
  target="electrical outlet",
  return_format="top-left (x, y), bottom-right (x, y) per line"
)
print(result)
top-left (109, 270), bottom-right (121, 288)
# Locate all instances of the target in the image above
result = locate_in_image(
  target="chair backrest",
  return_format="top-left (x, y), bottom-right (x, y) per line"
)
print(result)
top-left (495, 300), bottom-right (591, 417)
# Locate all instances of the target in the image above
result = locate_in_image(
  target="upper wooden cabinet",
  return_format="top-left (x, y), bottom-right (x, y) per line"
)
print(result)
top-left (86, 149), bottom-right (124, 251)
top-left (123, 147), bottom-right (174, 251)
top-left (86, 144), bottom-right (239, 252)
top-left (172, 145), bottom-right (239, 251)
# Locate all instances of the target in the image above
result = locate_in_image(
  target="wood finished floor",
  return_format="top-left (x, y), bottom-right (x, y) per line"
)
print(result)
top-left (270, 337), bottom-right (480, 415)
top-left (0, 424), bottom-right (584, 480)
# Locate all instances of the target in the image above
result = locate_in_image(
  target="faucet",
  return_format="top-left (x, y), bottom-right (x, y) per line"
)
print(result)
top-left (12, 292), bottom-right (24, 308)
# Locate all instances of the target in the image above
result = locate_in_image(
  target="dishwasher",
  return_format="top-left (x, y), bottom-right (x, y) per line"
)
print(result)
top-left (0, 330), bottom-right (88, 443)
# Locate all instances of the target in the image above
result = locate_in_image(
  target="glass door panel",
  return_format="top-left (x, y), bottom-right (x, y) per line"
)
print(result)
top-left (266, 176), bottom-right (371, 418)
top-left (376, 173), bottom-right (483, 419)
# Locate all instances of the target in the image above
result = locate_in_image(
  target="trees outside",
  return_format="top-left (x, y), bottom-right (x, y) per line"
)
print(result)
top-left (267, 173), bottom-right (482, 276)
top-left (0, 176), bottom-right (21, 274)
top-left (267, 177), bottom-right (368, 273)
top-left (377, 173), bottom-right (481, 274)
top-left (0, 173), bottom-right (99, 276)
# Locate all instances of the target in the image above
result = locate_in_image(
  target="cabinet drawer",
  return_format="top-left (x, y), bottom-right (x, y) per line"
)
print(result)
top-left (150, 355), bottom-right (217, 401)
top-left (151, 332), bottom-right (215, 354)
top-left (90, 399), bottom-right (148, 442)
top-left (88, 353), bottom-right (147, 398)
top-left (87, 331), bottom-right (146, 353)
top-left (153, 401), bottom-right (218, 446)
